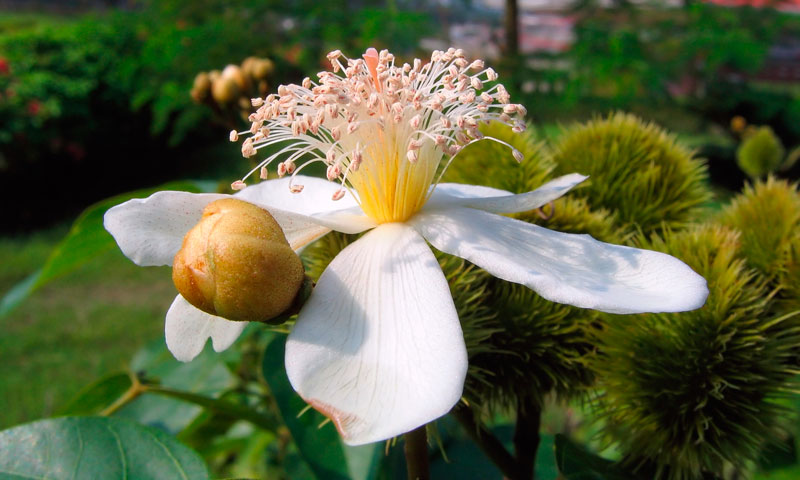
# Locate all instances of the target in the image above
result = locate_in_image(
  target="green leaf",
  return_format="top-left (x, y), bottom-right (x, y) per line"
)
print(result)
top-left (0, 180), bottom-right (216, 318)
top-left (117, 341), bottom-right (237, 434)
top-left (555, 434), bottom-right (636, 480)
top-left (0, 416), bottom-right (209, 479)
top-left (263, 336), bottom-right (368, 480)
top-left (57, 372), bottom-right (133, 416)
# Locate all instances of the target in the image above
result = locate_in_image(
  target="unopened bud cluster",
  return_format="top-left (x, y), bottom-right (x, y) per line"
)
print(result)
top-left (191, 56), bottom-right (275, 118)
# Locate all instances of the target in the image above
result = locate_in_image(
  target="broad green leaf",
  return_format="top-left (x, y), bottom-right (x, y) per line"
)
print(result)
top-left (57, 372), bottom-right (133, 416)
top-left (0, 416), bottom-right (209, 479)
top-left (0, 180), bottom-right (215, 317)
top-left (262, 336), bottom-right (354, 480)
top-left (555, 434), bottom-right (636, 480)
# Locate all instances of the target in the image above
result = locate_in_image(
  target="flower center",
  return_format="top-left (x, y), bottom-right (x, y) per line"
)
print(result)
top-left (347, 122), bottom-right (442, 223)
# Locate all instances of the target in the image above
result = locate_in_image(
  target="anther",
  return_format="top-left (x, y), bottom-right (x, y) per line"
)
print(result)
top-left (231, 180), bottom-right (247, 190)
top-left (241, 138), bottom-right (256, 158)
top-left (326, 164), bottom-right (341, 181)
top-left (229, 130), bottom-right (239, 142)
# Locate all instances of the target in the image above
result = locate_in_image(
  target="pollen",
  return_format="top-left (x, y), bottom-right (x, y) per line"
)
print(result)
top-left (231, 47), bottom-right (527, 223)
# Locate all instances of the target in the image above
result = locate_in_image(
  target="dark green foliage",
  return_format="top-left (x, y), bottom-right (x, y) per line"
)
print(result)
top-left (595, 226), bottom-right (800, 480)
top-left (551, 113), bottom-right (711, 234)
top-left (736, 127), bottom-right (785, 179)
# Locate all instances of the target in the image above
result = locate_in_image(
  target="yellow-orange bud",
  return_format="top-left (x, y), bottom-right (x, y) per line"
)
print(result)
top-left (211, 76), bottom-right (239, 104)
top-left (172, 198), bottom-right (304, 323)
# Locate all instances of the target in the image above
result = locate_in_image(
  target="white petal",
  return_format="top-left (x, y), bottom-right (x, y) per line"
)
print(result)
top-left (104, 191), bottom-right (227, 266)
top-left (165, 295), bottom-right (247, 362)
top-left (285, 223), bottom-right (467, 445)
top-left (426, 174), bottom-right (587, 214)
top-left (104, 185), bottom-right (372, 267)
top-left (235, 175), bottom-right (358, 214)
top-left (237, 177), bottom-right (377, 236)
top-left (412, 208), bottom-right (708, 314)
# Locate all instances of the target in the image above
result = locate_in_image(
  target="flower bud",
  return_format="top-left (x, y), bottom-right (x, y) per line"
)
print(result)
top-left (172, 198), bottom-right (305, 323)
top-left (251, 58), bottom-right (275, 80)
top-left (190, 72), bottom-right (211, 102)
top-left (211, 76), bottom-right (239, 104)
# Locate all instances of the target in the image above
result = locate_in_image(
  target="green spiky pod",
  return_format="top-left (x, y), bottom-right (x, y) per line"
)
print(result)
top-left (594, 225), bottom-right (800, 480)
top-left (550, 113), bottom-right (711, 235)
top-left (736, 126), bottom-right (785, 179)
top-left (718, 177), bottom-right (800, 313)
top-left (443, 121), bottom-right (554, 192)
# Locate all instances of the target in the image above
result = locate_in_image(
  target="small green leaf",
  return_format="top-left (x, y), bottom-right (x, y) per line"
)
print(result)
top-left (262, 336), bottom-right (353, 480)
top-left (555, 434), bottom-right (636, 480)
top-left (0, 416), bottom-right (209, 479)
top-left (0, 180), bottom-right (215, 317)
top-left (57, 372), bottom-right (133, 416)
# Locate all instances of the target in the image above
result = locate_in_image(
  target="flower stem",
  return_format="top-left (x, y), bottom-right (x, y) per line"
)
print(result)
top-left (513, 396), bottom-right (542, 480)
top-left (451, 405), bottom-right (524, 479)
top-left (404, 425), bottom-right (430, 480)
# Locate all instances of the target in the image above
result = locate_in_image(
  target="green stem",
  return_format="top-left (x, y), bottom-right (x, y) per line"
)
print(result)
top-left (452, 405), bottom-right (524, 479)
top-left (404, 425), bottom-right (430, 480)
top-left (99, 372), bottom-right (277, 432)
top-left (513, 396), bottom-right (542, 480)
top-left (99, 372), bottom-right (144, 417)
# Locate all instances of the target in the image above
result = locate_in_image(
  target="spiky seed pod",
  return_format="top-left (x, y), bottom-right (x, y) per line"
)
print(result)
top-left (718, 176), bottom-right (800, 312)
top-left (550, 112), bottom-right (711, 235)
top-left (594, 225), bottom-right (800, 480)
top-left (459, 272), bottom-right (599, 413)
top-left (442, 121), bottom-right (553, 194)
top-left (736, 126), bottom-right (785, 179)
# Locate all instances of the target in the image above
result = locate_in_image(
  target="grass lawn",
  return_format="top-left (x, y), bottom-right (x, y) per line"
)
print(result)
top-left (0, 225), bottom-right (175, 429)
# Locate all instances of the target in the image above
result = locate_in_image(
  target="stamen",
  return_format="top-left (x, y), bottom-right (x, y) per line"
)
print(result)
top-left (230, 47), bottom-right (526, 223)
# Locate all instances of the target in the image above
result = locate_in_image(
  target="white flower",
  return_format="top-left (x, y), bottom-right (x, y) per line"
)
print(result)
top-left (104, 48), bottom-right (709, 446)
